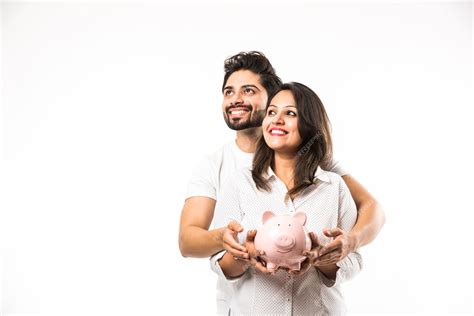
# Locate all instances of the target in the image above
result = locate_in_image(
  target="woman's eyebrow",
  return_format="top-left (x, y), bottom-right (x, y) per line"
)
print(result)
top-left (268, 105), bottom-right (296, 108)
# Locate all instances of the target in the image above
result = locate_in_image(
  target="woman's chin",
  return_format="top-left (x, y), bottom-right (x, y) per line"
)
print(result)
top-left (268, 145), bottom-right (299, 155)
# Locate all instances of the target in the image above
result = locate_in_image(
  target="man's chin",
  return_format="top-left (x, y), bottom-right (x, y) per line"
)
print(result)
top-left (225, 121), bottom-right (261, 131)
top-left (224, 117), bottom-right (264, 131)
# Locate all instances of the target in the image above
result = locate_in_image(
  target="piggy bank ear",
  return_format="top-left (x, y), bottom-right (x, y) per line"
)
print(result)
top-left (262, 211), bottom-right (275, 224)
top-left (293, 212), bottom-right (307, 225)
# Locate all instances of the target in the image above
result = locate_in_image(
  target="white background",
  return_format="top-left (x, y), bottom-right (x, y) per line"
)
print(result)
top-left (1, 1), bottom-right (473, 315)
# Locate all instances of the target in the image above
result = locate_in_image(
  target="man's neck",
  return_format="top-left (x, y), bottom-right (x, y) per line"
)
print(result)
top-left (235, 128), bottom-right (261, 153)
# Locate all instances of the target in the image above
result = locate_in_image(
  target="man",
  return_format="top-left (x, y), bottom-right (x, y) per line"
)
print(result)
top-left (178, 51), bottom-right (385, 311)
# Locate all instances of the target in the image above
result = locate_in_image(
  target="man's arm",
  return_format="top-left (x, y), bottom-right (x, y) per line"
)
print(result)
top-left (179, 196), bottom-right (222, 258)
top-left (179, 196), bottom-right (247, 258)
top-left (343, 174), bottom-right (385, 249)
top-left (316, 174), bottom-right (385, 264)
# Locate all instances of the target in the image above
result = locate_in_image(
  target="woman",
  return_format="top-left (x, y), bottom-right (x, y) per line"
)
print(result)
top-left (211, 82), bottom-right (362, 315)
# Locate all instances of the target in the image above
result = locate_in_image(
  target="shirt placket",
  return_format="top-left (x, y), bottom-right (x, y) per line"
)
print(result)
top-left (284, 274), bottom-right (294, 314)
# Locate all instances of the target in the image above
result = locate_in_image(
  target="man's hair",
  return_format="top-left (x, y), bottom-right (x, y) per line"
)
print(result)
top-left (222, 51), bottom-right (282, 96)
top-left (252, 82), bottom-right (333, 199)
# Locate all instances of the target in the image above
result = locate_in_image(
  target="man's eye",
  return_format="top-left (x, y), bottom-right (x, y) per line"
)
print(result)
top-left (224, 90), bottom-right (234, 96)
top-left (244, 88), bottom-right (255, 95)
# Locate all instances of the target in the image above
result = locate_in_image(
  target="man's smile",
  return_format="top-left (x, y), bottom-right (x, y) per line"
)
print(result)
top-left (227, 106), bottom-right (251, 119)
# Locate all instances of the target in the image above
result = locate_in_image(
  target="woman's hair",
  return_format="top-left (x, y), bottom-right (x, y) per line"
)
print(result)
top-left (252, 82), bottom-right (333, 199)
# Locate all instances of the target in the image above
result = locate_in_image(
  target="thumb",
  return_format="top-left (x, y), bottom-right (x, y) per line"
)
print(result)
top-left (309, 232), bottom-right (321, 248)
top-left (323, 227), bottom-right (343, 238)
top-left (246, 229), bottom-right (257, 242)
top-left (228, 220), bottom-right (244, 233)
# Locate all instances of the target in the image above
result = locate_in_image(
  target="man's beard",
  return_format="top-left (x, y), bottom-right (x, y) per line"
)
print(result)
top-left (223, 107), bottom-right (266, 131)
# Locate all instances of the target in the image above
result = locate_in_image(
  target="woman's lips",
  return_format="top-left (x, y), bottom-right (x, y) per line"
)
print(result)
top-left (268, 128), bottom-right (288, 136)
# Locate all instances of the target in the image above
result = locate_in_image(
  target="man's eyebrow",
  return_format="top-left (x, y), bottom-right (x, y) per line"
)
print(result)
top-left (242, 84), bottom-right (261, 91)
top-left (223, 84), bottom-right (261, 91)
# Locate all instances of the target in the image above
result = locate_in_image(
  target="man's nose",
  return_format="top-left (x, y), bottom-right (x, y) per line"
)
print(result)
top-left (230, 91), bottom-right (244, 105)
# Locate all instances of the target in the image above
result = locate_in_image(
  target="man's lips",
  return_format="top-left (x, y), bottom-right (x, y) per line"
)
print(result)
top-left (227, 106), bottom-right (251, 119)
top-left (268, 127), bottom-right (288, 136)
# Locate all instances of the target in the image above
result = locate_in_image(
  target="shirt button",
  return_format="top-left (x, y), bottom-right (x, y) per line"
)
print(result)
top-left (287, 298), bottom-right (291, 302)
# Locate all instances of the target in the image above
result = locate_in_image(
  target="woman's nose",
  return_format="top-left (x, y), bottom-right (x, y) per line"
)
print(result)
top-left (272, 112), bottom-right (284, 124)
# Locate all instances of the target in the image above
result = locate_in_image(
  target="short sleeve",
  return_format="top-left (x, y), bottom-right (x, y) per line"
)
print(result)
top-left (185, 155), bottom-right (217, 200)
top-left (326, 157), bottom-right (349, 177)
top-left (213, 172), bottom-right (243, 229)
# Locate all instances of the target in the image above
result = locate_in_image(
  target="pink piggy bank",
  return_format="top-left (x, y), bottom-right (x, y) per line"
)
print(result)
top-left (254, 211), bottom-right (311, 272)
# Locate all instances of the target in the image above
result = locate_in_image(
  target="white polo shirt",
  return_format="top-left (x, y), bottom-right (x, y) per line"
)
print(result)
top-left (210, 167), bottom-right (362, 315)
top-left (185, 140), bottom-right (348, 201)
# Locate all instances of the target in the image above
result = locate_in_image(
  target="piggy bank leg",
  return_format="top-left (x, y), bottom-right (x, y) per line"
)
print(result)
top-left (288, 262), bottom-right (302, 271)
top-left (266, 262), bottom-right (277, 272)
top-left (288, 258), bottom-right (305, 271)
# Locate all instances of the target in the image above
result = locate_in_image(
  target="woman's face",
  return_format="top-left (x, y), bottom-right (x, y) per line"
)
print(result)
top-left (262, 90), bottom-right (302, 154)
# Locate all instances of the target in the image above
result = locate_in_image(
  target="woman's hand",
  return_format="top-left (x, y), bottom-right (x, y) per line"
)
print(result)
top-left (244, 230), bottom-right (273, 275)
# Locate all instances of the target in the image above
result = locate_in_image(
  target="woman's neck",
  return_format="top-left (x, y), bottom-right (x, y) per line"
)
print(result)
top-left (235, 127), bottom-right (261, 153)
top-left (273, 151), bottom-right (296, 191)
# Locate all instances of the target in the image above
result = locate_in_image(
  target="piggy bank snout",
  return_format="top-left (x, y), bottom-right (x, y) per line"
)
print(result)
top-left (275, 234), bottom-right (296, 251)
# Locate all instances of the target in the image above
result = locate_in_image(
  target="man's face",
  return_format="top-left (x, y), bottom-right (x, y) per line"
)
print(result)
top-left (222, 69), bottom-right (268, 131)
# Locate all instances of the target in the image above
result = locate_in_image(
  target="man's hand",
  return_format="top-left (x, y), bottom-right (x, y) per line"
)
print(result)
top-left (244, 230), bottom-right (273, 275)
top-left (315, 228), bottom-right (355, 266)
top-left (222, 221), bottom-right (249, 259)
top-left (288, 232), bottom-right (324, 276)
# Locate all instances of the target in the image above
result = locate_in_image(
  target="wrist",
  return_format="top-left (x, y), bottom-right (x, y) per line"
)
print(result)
top-left (212, 226), bottom-right (226, 246)
top-left (348, 230), bottom-right (361, 251)
top-left (219, 252), bottom-right (249, 278)
top-left (317, 264), bottom-right (338, 281)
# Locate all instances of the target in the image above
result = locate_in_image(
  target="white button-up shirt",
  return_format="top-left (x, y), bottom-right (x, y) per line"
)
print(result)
top-left (210, 167), bottom-right (362, 316)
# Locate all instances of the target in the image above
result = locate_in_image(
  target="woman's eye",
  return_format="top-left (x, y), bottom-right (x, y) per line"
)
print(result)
top-left (267, 110), bottom-right (276, 116)
top-left (287, 111), bottom-right (296, 116)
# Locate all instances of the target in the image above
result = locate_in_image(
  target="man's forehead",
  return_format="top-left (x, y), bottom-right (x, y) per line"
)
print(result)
top-left (225, 70), bottom-right (263, 89)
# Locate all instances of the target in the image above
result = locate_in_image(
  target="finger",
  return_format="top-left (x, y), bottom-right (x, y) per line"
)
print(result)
top-left (233, 256), bottom-right (250, 262)
top-left (223, 231), bottom-right (247, 252)
top-left (246, 229), bottom-right (257, 242)
top-left (309, 232), bottom-right (321, 248)
top-left (323, 227), bottom-right (343, 238)
top-left (318, 239), bottom-right (342, 257)
top-left (224, 245), bottom-right (249, 259)
top-left (315, 252), bottom-right (342, 266)
top-left (228, 220), bottom-right (244, 233)
top-left (253, 260), bottom-right (273, 275)
top-left (302, 250), bottom-right (316, 260)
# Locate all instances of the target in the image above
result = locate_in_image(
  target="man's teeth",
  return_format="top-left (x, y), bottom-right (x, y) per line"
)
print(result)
top-left (271, 130), bottom-right (286, 135)
top-left (230, 110), bottom-right (248, 115)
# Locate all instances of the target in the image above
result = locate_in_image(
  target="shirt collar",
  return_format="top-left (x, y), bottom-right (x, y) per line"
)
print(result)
top-left (263, 166), bottom-right (331, 183)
